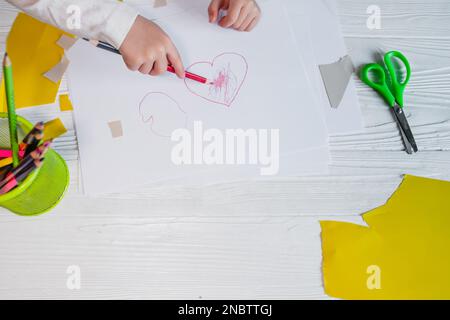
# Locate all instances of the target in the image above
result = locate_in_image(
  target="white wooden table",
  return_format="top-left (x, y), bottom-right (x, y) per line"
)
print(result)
top-left (0, 0), bottom-right (449, 299)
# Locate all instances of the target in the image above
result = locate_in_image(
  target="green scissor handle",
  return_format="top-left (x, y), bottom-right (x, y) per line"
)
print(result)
top-left (384, 50), bottom-right (411, 107)
top-left (361, 63), bottom-right (396, 107)
top-left (360, 50), bottom-right (411, 108)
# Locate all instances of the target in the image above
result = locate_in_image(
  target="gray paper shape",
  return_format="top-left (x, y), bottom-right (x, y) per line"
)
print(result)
top-left (319, 55), bottom-right (354, 109)
top-left (56, 35), bottom-right (77, 50)
top-left (43, 54), bottom-right (70, 83)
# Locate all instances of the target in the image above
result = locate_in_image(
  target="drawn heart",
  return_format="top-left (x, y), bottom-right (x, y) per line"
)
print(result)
top-left (184, 52), bottom-right (248, 107)
top-left (139, 92), bottom-right (188, 138)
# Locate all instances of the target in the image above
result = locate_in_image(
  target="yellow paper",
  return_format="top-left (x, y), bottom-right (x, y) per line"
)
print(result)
top-left (43, 118), bottom-right (67, 141)
top-left (321, 175), bottom-right (450, 300)
top-left (0, 13), bottom-right (73, 111)
top-left (59, 94), bottom-right (73, 111)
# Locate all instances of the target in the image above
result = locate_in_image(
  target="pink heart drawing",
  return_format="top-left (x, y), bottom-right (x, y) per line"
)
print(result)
top-left (184, 52), bottom-right (248, 107)
top-left (139, 92), bottom-right (188, 138)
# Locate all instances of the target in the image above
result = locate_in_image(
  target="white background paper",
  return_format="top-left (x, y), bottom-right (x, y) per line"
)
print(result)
top-left (67, 1), bottom-right (330, 195)
top-left (284, 0), bottom-right (365, 134)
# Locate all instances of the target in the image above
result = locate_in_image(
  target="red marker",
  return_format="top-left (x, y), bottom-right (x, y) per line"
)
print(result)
top-left (166, 65), bottom-right (209, 84)
top-left (84, 38), bottom-right (210, 85)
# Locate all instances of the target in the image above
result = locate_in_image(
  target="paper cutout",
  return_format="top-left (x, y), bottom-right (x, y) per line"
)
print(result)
top-left (43, 118), bottom-right (67, 141)
top-left (59, 94), bottom-right (73, 111)
top-left (154, 0), bottom-right (168, 8)
top-left (184, 53), bottom-right (248, 107)
top-left (321, 175), bottom-right (450, 299)
top-left (56, 35), bottom-right (77, 50)
top-left (139, 92), bottom-right (187, 138)
top-left (0, 13), bottom-right (73, 111)
top-left (318, 55), bottom-right (354, 109)
top-left (108, 121), bottom-right (124, 138)
top-left (43, 54), bottom-right (70, 83)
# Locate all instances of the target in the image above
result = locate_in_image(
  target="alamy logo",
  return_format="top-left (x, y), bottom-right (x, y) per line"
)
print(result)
top-left (366, 5), bottom-right (381, 30)
top-left (66, 265), bottom-right (81, 290)
top-left (66, 5), bottom-right (81, 30)
top-left (171, 121), bottom-right (280, 176)
top-left (366, 265), bottom-right (381, 290)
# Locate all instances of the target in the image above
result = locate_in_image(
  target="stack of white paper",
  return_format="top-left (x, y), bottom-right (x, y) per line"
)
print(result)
top-left (67, 0), bottom-right (362, 195)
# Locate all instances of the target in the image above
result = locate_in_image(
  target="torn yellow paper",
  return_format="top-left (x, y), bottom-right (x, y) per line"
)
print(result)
top-left (0, 13), bottom-right (73, 111)
top-left (321, 175), bottom-right (450, 300)
top-left (43, 118), bottom-right (67, 141)
top-left (59, 94), bottom-right (73, 111)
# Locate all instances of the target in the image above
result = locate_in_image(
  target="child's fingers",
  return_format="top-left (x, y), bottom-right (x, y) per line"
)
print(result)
top-left (208, 0), bottom-right (222, 23)
top-left (219, 2), bottom-right (243, 28)
top-left (167, 49), bottom-right (185, 79)
top-left (150, 56), bottom-right (168, 76)
top-left (123, 57), bottom-right (141, 71)
top-left (245, 15), bottom-right (259, 32)
top-left (239, 11), bottom-right (257, 31)
top-left (232, 4), bottom-right (253, 29)
top-left (138, 62), bottom-right (154, 75)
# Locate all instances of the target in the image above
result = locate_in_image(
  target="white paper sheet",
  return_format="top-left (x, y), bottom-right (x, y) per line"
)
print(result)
top-left (67, 1), bottom-right (329, 195)
top-left (284, 0), bottom-right (364, 134)
top-left (137, 0), bottom-right (363, 135)
top-left (137, 0), bottom-right (331, 187)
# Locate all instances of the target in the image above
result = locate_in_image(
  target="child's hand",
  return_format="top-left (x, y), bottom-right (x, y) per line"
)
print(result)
top-left (119, 16), bottom-right (185, 78)
top-left (208, 0), bottom-right (261, 32)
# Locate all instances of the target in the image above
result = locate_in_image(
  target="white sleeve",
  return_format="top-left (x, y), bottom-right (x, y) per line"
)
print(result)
top-left (6, 0), bottom-right (139, 49)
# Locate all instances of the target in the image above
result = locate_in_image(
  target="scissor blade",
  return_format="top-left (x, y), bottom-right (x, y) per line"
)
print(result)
top-left (390, 107), bottom-right (413, 154)
top-left (392, 105), bottom-right (418, 153)
top-left (392, 111), bottom-right (413, 154)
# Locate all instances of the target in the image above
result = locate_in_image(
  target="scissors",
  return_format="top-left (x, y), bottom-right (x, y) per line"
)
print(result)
top-left (361, 51), bottom-right (418, 154)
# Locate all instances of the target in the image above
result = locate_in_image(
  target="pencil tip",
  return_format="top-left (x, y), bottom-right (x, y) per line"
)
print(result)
top-left (3, 53), bottom-right (11, 67)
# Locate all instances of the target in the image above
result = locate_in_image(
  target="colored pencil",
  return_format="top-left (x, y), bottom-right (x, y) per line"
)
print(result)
top-left (82, 38), bottom-right (210, 84)
top-left (0, 139), bottom-right (50, 194)
top-left (6, 149), bottom-right (40, 179)
top-left (24, 130), bottom-right (44, 156)
top-left (2, 53), bottom-right (19, 167)
top-left (0, 151), bottom-right (43, 189)
top-left (17, 158), bottom-right (43, 180)
top-left (0, 149), bottom-right (25, 159)
top-left (20, 121), bottom-right (44, 151)
top-left (166, 65), bottom-right (209, 84)
top-left (0, 136), bottom-right (43, 169)
top-left (0, 157), bottom-right (13, 169)
top-left (0, 158), bottom-right (44, 194)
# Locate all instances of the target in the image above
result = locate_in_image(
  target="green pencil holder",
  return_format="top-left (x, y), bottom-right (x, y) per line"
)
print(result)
top-left (0, 113), bottom-right (69, 216)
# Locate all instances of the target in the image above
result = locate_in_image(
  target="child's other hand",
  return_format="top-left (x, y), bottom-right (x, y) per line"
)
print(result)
top-left (208, 0), bottom-right (261, 31)
top-left (119, 16), bottom-right (185, 78)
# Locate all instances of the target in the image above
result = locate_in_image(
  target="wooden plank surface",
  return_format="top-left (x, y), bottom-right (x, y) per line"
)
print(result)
top-left (0, 0), bottom-right (449, 299)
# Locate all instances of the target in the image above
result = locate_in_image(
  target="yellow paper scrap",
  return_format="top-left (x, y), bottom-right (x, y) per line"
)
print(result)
top-left (43, 118), bottom-right (67, 141)
top-left (321, 175), bottom-right (450, 299)
top-left (59, 94), bottom-right (73, 112)
top-left (0, 13), bottom-right (73, 111)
